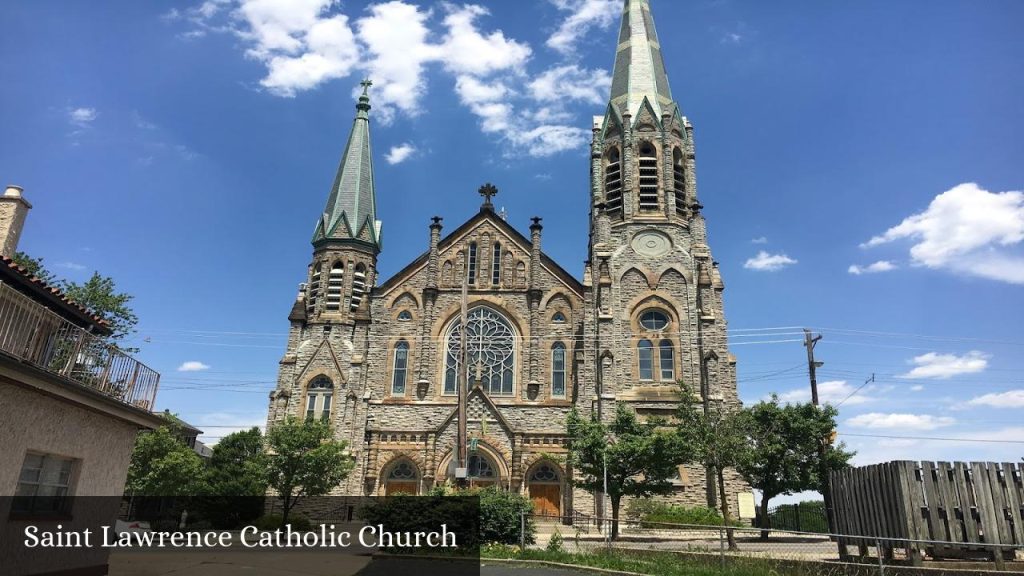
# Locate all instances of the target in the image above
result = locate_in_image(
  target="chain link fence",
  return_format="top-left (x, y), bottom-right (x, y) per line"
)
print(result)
top-left (522, 513), bottom-right (1024, 575)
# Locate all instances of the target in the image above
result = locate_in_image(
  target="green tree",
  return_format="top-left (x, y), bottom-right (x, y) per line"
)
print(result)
top-left (9, 253), bottom-right (138, 346)
top-left (675, 385), bottom-right (746, 550)
top-left (264, 417), bottom-right (354, 524)
top-left (737, 396), bottom-right (855, 540)
top-left (11, 251), bottom-right (56, 284)
top-left (566, 404), bottom-right (688, 540)
top-left (126, 424), bottom-right (207, 496)
top-left (202, 427), bottom-right (268, 528)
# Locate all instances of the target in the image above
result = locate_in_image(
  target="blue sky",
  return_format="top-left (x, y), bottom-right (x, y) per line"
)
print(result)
top-left (2, 0), bottom-right (1023, 485)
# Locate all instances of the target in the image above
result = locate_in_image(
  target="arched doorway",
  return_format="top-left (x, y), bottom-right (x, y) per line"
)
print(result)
top-left (384, 460), bottom-right (419, 495)
top-left (527, 462), bottom-right (562, 518)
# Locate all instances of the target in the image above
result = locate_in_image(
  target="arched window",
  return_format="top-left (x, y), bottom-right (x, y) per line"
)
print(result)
top-left (326, 262), bottom-right (344, 311)
top-left (307, 264), bottom-right (322, 313)
top-left (388, 461), bottom-right (417, 480)
top-left (552, 311), bottom-right (566, 323)
top-left (551, 342), bottom-right (566, 398)
top-left (350, 263), bottom-right (366, 311)
top-left (529, 463), bottom-right (560, 483)
top-left (467, 242), bottom-right (478, 285)
top-left (392, 341), bottom-right (409, 395)
top-left (306, 376), bottom-right (333, 421)
top-left (492, 242), bottom-right (502, 285)
top-left (397, 310), bottom-right (412, 321)
top-left (638, 142), bottom-right (659, 211)
top-left (467, 454), bottom-right (496, 481)
top-left (640, 309), bottom-right (670, 331)
top-left (638, 339), bottom-right (654, 380)
top-left (443, 307), bottom-right (516, 396)
top-left (659, 339), bottom-right (675, 381)
top-left (673, 147), bottom-right (686, 215)
top-left (385, 460), bottom-right (419, 495)
top-left (605, 148), bottom-right (623, 217)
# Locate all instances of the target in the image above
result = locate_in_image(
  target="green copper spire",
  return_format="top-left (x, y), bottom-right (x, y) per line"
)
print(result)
top-left (313, 80), bottom-right (381, 251)
top-left (608, 0), bottom-right (674, 118)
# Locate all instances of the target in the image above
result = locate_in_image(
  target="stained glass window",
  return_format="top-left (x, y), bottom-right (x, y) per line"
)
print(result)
top-left (443, 307), bottom-right (516, 396)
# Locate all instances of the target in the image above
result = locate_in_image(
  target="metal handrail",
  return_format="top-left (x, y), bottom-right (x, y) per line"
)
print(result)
top-left (0, 281), bottom-right (159, 411)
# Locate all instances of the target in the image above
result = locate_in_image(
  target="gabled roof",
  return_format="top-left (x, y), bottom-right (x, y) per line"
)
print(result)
top-left (312, 82), bottom-right (381, 251)
top-left (377, 206), bottom-right (584, 297)
top-left (609, 0), bottom-right (675, 119)
top-left (0, 255), bottom-right (111, 334)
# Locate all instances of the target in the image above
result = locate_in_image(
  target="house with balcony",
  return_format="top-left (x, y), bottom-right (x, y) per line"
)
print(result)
top-left (0, 184), bottom-right (164, 576)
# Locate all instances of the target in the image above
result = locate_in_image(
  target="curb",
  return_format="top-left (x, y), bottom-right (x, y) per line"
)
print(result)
top-left (482, 557), bottom-right (647, 576)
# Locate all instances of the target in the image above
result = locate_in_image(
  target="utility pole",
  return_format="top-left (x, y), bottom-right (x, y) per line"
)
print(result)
top-left (455, 276), bottom-right (469, 488)
top-left (804, 328), bottom-right (835, 534)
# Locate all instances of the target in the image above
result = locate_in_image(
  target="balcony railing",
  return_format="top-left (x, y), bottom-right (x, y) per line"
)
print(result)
top-left (0, 281), bottom-right (159, 411)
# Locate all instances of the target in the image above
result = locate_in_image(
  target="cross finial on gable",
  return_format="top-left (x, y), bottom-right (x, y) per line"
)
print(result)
top-left (478, 182), bottom-right (498, 211)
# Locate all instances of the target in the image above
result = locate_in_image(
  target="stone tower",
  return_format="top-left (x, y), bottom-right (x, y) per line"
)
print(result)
top-left (581, 0), bottom-right (742, 504)
top-left (266, 81), bottom-right (382, 492)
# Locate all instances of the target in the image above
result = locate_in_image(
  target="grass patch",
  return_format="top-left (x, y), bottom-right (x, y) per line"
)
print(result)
top-left (481, 544), bottom-right (836, 576)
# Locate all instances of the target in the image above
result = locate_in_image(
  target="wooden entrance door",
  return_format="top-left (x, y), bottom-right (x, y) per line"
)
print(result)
top-left (385, 481), bottom-right (418, 495)
top-left (530, 484), bottom-right (561, 517)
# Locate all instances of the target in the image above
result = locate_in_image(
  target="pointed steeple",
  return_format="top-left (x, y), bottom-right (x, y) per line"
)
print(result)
top-left (608, 0), bottom-right (674, 119)
top-left (313, 80), bottom-right (381, 251)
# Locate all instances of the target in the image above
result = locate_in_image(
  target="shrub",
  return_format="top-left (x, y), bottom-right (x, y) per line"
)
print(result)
top-left (626, 499), bottom-right (737, 527)
top-left (477, 485), bottom-right (536, 545)
top-left (546, 529), bottom-right (564, 553)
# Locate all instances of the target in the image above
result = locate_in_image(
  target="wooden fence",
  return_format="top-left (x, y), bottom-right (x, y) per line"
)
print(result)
top-left (830, 461), bottom-right (1024, 564)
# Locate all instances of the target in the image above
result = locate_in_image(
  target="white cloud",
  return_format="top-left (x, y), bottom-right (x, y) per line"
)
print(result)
top-left (191, 411), bottom-right (266, 445)
top-left (777, 380), bottom-right (873, 406)
top-left (744, 251), bottom-right (797, 271)
top-left (862, 183), bottom-right (1024, 284)
top-left (546, 0), bottom-right (619, 55)
top-left (69, 107), bottom-right (98, 127)
top-left (174, 0), bottom-right (612, 157)
top-left (848, 260), bottom-right (896, 275)
top-left (385, 143), bottom-right (417, 165)
top-left (968, 389), bottom-right (1024, 408)
top-left (528, 64), bottom-right (611, 105)
top-left (899, 351), bottom-right (989, 379)
top-left (845, 426), bottom-right (1024, 466)
top-left (910, 385), bottom-right (925, 392)
top-left (846, 412), bottom-right (955, 431)
top-left (177, 360), bottom-right (211, 372)
top-left (57, 261), bottom-right (86, 271)
top-left (751, 236), bottom-right (768, 244)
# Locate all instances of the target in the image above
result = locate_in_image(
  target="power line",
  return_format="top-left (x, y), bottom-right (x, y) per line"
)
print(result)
top-left (838, 432), bottom-right (1024, 445)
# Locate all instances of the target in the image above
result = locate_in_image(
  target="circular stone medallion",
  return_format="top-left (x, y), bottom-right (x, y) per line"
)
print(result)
top-left (631, 230), bottom-right (673, 257)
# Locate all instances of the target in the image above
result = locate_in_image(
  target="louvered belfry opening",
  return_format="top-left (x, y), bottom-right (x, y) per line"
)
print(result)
top-left (673, 147), bottom-right (686, 216)
top-left (350, 263), bottom-right (366, 311)
top-left (308, 264), bottom-right (322, 312)
top-left (605, 147), bottom-right (623, 217)
top-left (326, 262), bottom-right (344, 311)
top-left (638, 142), bottom-right (659, 212)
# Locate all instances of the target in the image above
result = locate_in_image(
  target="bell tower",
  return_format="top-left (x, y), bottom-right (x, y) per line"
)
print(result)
top-left (303, 80), bottom-right (382, 326)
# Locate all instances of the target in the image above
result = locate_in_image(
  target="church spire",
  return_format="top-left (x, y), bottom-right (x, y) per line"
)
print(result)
top-left (313, 80), bottom-right (381, 252)
top-left (608, 0), bottom-right (674, 119)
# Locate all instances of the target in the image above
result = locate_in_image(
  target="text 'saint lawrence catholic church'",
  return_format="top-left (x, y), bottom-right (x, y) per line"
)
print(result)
top-left (265, 0), bottom-right (753, 517)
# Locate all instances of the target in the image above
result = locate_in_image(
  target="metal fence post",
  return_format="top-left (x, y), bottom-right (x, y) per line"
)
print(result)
top-left (876, 538), bottom-right (885, 576)
top-left (520, 510), bottom-right (525, 551)
top-left (719, 526), bottom-right (725, 571)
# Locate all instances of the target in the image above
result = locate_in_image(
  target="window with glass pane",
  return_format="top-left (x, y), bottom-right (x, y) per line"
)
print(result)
top-left (551, 342), bottom-right (566, 397)
top-left (638, 339), bottom-right (654, 380)
top-left (492, 242), bottom-right (501, 285)
top-left (659, 339), bottom-right (675, 381)
top-left (443, 307), bottom-right (516, 396)
top-left (640, 310), bottom-right (669, 331)
top-left (307, 376), bottom-right (333, 420)
top-left (467, 242), bottom-right (478, 285)
top-left (13, 453), bottom-right (75, 515)
top-left (392, 341), bottom-right (409, 394)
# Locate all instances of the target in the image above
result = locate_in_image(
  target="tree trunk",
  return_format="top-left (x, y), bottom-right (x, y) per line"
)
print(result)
top-left (717, 468), bottom-right (737, 551)
top-left (611, 495), bottom-right (621, 541)
top-left (759, 495), bottom-right (772, 541)
top-left (281, 494), bottom-right (292, 526)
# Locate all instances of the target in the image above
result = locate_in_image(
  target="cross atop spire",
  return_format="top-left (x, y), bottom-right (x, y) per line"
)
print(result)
top-left (359, 78), bottom-right (373, 96)
top-left (608, 0), bottom-right (674, 118)
top-left (478, 183), bottom-right (498, 211)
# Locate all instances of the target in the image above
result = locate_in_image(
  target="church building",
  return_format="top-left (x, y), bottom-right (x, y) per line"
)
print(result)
top-left (266, 0), bottom-right (751, 518)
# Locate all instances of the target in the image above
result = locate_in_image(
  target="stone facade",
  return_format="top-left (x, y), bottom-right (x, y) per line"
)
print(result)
top-left (266, 0), bottom-right (752, 518)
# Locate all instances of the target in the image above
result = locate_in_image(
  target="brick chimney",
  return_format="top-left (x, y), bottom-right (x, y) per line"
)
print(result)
top-left (0, 185), bottom-right (32, 256)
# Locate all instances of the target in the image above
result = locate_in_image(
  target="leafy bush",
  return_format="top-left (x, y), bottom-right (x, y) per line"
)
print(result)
top-left (546, 529), bottom-right (564, 553)
top-left (251, 513), bottom-right (313, 531)
top-left (477, 485), bottom-right (536, 545)
top-left (626, 499), bottom-right (737, 527)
